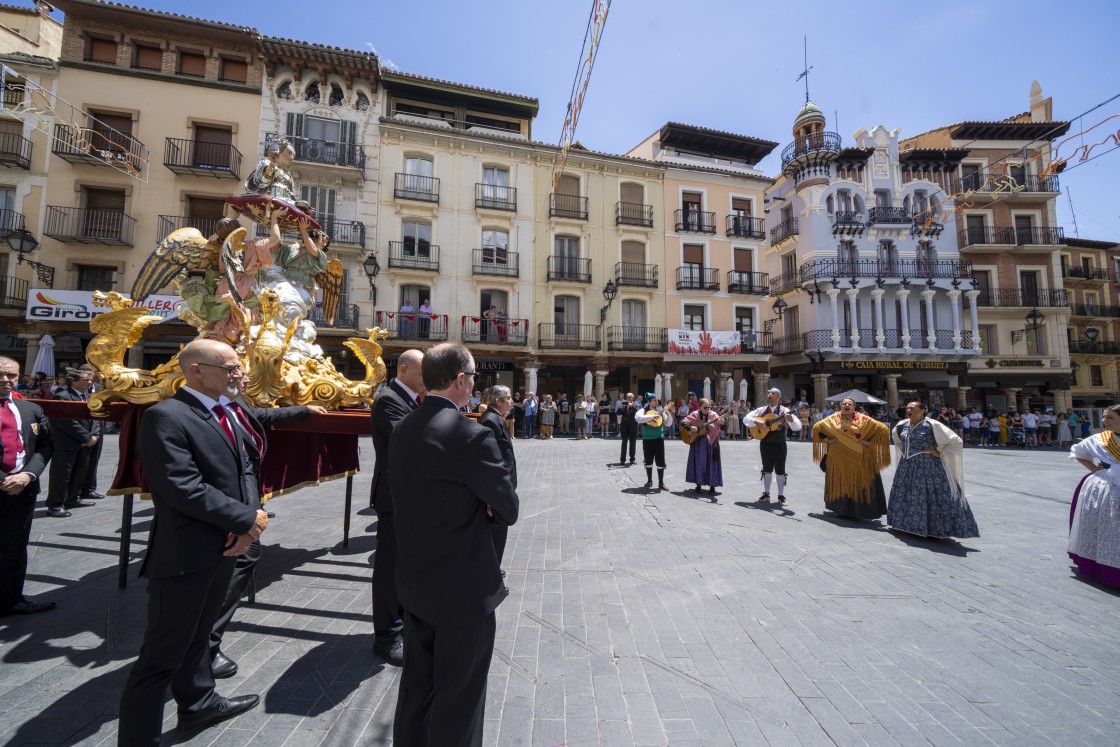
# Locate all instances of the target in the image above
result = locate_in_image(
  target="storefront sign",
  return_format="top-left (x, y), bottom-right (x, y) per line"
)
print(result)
top-left (667, 329), bottom-right (740, 355)
top-left (25, 289), bottom-right (185, 324)
top-left (989, 359), bottom-right (1049, 368)
top-left (840, 361), bottom-right (949, 370)
top-left (476, 361), bottom-right (513, 372)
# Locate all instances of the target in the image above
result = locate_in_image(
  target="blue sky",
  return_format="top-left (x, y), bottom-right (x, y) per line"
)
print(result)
top-left (59, 0), bottom-right (1120, 241)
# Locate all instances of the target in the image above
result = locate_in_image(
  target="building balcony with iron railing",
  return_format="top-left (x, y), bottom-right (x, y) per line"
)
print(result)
top-left (800, 258), bottom-right (973, 283)
top-left (616, 201), bottom-right (653, 228)
top-left (867, 207), bottom-right (911, 225)
top-left (472, 248), bottom-right (519, 277)
top-left (770, 217), bottom-right (798, 246)
top-left (769, 269), bottom-right (801, 295)
top-left (547, 256), bottom-right (591, 283)
top-left (0, 131), bottom-right (32, 170)
top-left (967, 288), bottom-right (1068, 308)
top-left (158, 215), bottom-right (220, 241)
top-left (607, 326), bottom-right (667, 352)
top-left (0, 275), bottom-right (28, 310)
top-left (772, 333), bottom-right (805, 355)
top-left (51, 123), bottom-right (147, 173)
top-left (726, 214), bottom-right (765, 239)
top-left (475, 183), bottom-right (517, 211)
top-left (1063, 266), bottom-right (1110, 282)
top-left (957, 225), bottom-right (1065, 249)
top-left (1070, 340), bottom-right (1120, 355)
top-left (461, 316), bottom-right (530, 346)
top-left (253, 218), bottom-right (366, 247)
top-left (615, 261), bottom-right (657, 288)
top-left (538, 322), bottom-right (600, 351)
top-left (676, 267), bottom-right (720, 292)
top-left (550, 193), bottom-right (588, 220)
top-left (727, 271), bottom-right (768, 294)
top-left (163, 138), bottom-right (243, 180)
top-left (288, 135), bottom-right (365, 170)
top-left (799, 328), bottom-right (969, 353)
top-left (387, 240), bottom-right (439, 272)
top-left (952, 171), bottom-right (1060, 197)
top-left (1070, 304), bottom-right (1120, 319)
top-left (674, 208), bottom-right (716, 234)
top-left (44, 206), bottom-right (136, 246)
top-left (375, 310), bottom-right (449, 341)
top-left (308, 302), bottom-right (359, 330)
top-left (780, 131), bottom-right (842, 172)
top-left (0, 209), bottom-right (27, 240)
top-left (394, 173), bottom-right (439, 203)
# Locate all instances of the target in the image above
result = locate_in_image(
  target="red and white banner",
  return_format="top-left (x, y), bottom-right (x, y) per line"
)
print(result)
top-left (667, 329), bottom-right (741, 355)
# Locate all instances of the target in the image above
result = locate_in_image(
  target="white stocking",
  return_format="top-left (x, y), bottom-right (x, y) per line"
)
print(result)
top-left (762, 472), bottom-right (773, 493)
top-left (776, 473), bottom-right (787, 496)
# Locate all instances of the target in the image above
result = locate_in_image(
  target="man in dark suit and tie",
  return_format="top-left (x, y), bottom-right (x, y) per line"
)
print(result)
top-left (0, 356), bottom-right (55, 617)
top-left (45, 369), bottom-right (101, 518)
top-left (369, 348), bottom-right (424, 666)
top-left (477, 384), bottom-right (517, 569)
top-left (118, 339), bottom-right (269, 744)
top-left (390, 343), bottom-right (518, 746)
top-left (618, 391), bottom-right (639, 465)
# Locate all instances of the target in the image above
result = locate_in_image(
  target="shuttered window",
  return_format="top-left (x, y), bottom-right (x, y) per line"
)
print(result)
top-left (557, 174), bottom-right (580, 196)
top-left (178, 51), bottom-right (206, 78)
top-left (621, 241), bottom-right (644, 264)
top-left (193, 125), bottom-right (232, 169)
top-left (85, 188), bottom-right (125, 212)
top-left (733, 248), bottom-right (752, 271)
top-left (187, 197), bottom-right (226, 221)
top-left (620, 183), bottom-right (643, 204)
top-left (220, 57), bottom-right (248, 84)
top-left (683, 244), bottom-right (704, 265)
top-left (88, 38), bottom-right (117, 64)
top-left (731, 198), bottom-right (752, 216)
top-left (134, 45), bottom-right (162, 71)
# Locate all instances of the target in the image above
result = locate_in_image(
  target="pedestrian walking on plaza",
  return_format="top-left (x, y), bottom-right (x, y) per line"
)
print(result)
top-left (887, 400), bottom-right (979, 540)
top-left (635, 395), bottom-right (667, 491)
top-left (390, 343), bottom-right (518, 747)
top-left (682, 398), bottom-right (725, 495)
top-left (118, 340), bottom-right (270, 743)
top-left (812, 396), bottom-right (891, 520)
top-left (1068, 403), bottom-right (1120, 589)
top-left (479, 385), bottom-right (517, 571)
top-left (368, 348), bottom-right (425, 667)
top-left (744, 388), bottom-right (802, 505)
top-left (617, 392), bottom-right (639, 464)
top-left (0, 356), bottom-right (55, 618)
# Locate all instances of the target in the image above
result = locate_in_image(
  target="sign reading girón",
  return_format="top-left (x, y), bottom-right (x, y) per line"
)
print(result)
top-left (840, 361), bottom-right (949, 370)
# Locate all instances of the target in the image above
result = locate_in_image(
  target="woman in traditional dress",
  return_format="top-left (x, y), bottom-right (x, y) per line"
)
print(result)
top-left (539, 394), bottom-right (557, 439)
top-left (1057, 411), bottom-right (1073, 447)
top-left (887, 400), bottom-right (979, 539)
top-left (725, 399), bottom-right (742, 440)
top-left (1068, 404), bottom-right (1120, 588)
top-left (682, 398), bottom-right (724, 495)
top-left (813, 396), bottom-right (892, 520)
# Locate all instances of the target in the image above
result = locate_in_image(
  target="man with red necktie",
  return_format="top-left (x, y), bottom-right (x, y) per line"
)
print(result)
top-left (0, 356), bottom-right (54, 617)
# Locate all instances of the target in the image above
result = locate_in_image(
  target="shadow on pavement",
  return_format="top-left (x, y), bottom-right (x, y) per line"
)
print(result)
top-left (2, 660), bottom-right (132, 746)
top-left (807, 512), bottom-right (889, 531)
top-left (887, 529), bottom-right (980, 556)
top-left (734, 501), bottom-right (795, 517)
top-left (264, 634), bottom-right (387, 717)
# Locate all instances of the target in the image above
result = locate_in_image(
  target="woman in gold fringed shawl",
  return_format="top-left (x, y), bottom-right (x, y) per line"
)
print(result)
top-left (812, 397), bottom-right (892, 520)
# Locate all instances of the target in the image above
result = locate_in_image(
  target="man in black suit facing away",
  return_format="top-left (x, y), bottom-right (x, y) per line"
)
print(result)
top-left (118, 340), bottom-right (269, 745)
top-left (0, 356), bottom-right (55, 617)
top-left (45, 369), bottom-right (101, 518)
top-left (478, 384), bottom-right (517, 570)
top-left (618, 391), bottom-right (639, 465)
top-left (369, 347), bottom-right (425, 666)
top-left (76, 363), bottom-right (106, 500)
top-left (391, 343), bottom-right (519, 746)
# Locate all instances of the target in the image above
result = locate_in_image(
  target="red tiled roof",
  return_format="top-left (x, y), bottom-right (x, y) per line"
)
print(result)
top-left (50, 0), bottom-right (253, 33)
top-left (382, 69), bottom-right (537, 107)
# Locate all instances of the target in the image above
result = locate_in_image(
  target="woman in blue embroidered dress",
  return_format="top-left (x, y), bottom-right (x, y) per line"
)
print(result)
top-left (887, 400), bottom-right (979, 539)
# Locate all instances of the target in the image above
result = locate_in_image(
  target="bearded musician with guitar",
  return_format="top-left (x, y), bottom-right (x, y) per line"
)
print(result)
top-left (743, 387), bottom-right (802, 505)
top-left (681, 399), bottom-right (726, 495)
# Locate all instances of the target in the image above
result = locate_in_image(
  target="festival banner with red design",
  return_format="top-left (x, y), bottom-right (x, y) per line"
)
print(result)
top-left (25, 289), bottom-right (185, 324)
top-left (667, 329), bottom-right (741, 355)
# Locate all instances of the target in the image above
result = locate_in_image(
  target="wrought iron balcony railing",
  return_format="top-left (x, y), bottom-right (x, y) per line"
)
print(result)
top-left (780, 131), bottom-right (841, 170)
top-left (44, 206), bottom-right (136, 246)
top-left (969, 288), bottom-right (1068, 308)
top-left (547, 256), bottom-right (591, 283)
top-left (472, 248), bottom-right (519, 277)
top-left (0, 209), bottom-right (26, 239)
top-left (800, 258), bottom-right (973, 282)
top-left (674, 208), bottom-right (716, 233)
top-left (327, 220), bottom-right (366, 247)
top-left (0, 132), bottom-right (32, 170)
top-left (388, 240), bottom-right (440, 271)
top-left (550, 193), bottom-right (588, 220)
top-left (308, 302), bottom-right (359, 330)
top-left (538, 323), bottom-right (600, 351)
top-left (461, 316), bottom-right (529, 345)
top-left (163, 137), bottom-right (242, 179)
top-left (475, 183), bottom-right (517, 211)
top-left (1070, 340), bottom-right (1120, 355)
top-left (1063, 266), bottom-right (1110, 281)
top-left (394, 173), bottom-right (439, 203)
top-left (0, 275), bottom-right (28, 310)
top-left (769, 269), bottom-right (801, 295)
top-left (157, 215), bottom-right (220, 241)
top-left (867, 207), bottom-right (911, 224)
top-left (958, 226), bottom-right (1065, 247)
top-left (676, 267), bottom-right (720, 291)
top-left (770, 217), bottom-right (798, 246)
top-left (1071, 304), bottom-right (1120, 318)
top-left (289, 135), bottom-right (365, 169)
top-left (772, 334), bottom-right (805, 355)
top-left (615, 261), bottom-right (657, 288)
top-left (607, 326), bottom-right (667, 352)
top-left (52, 123), bottom-right (147, 174)
top-left (616, 201), bottom-right (653, 227)
top-left (908, 329), bottom-right (933, 349)
top-left (375, 311), bottom-right (449, 341)
top-left (953, 171), bottom-right (1060, 196)
top-left (725, 214), bottom-right (765, 239)
top-left (727, 270), bottom-right (768, 294)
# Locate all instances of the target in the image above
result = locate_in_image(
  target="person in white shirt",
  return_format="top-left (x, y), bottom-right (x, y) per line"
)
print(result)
top-left (1037, 410), bottom-right (1055, 446)
top-left (1021, 409), bottom-right (1040, 447)
top-left (743, 388), bottom-right (802, 505)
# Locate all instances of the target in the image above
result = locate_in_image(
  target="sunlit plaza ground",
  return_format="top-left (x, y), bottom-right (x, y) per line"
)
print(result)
top-left (2, 433), bottom-right (1118, 746)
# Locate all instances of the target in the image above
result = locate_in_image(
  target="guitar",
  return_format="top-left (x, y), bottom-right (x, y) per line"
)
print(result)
top-left (680, 416), bottom-right (723, 445)
top-left (748, 411), bottom-right (786, 441)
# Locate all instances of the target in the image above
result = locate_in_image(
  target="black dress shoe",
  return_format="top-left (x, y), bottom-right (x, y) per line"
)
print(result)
top-left (80, 491), bottom-right (106, 500)
top-left (63, 498), bottom-right (95, 508)
top-left (47, 507), bottom-right (72, 518)
top-left (372, 638), bottom-right (404, 667)
top-left (211, 651), bottom-right (238, 679)
top-left (176, 694), bottom-right (259, 733)
top-left (0, 599), bottom-right (56, 617)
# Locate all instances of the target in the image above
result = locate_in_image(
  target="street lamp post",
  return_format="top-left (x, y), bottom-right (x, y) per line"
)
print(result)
top-left (6, 229), bottom-right (55, 287)
top-left (362, 252), bottom-right (380, 304)
top-left (598, 279), bottom-right (617, 325)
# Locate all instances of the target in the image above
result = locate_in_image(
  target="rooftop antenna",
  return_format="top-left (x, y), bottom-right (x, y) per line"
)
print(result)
top-left (795, 36), bottom-right (813, 103)
top-left (1066, 187), bottom-right (1080, 238)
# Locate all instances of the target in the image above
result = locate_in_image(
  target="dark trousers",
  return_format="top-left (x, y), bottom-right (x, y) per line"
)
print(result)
top-left (394, 608), bottom-right (496, 747)
top-left (209, 539), bottom-right (261, 656)
top-left (46, 447), bottom-right (90, 508)
top-left (524, 414), bottom-right (537, 438)
top-left (81, 437), bottom-right (103, 494)
top-left (491, 526), bottom-right (507, 566)
top-left (619, 426), bottom-right (638, 462)
top-left (0, 490), bottom-right (36, 607)
top-left (372, 509), bottom-right (403, 644)
top-left (118, 558), bottom-right (235, 747)
top-left (759, 440), bottom-right (788, 474)
top-left (642, 438), bottom-right (666, 469)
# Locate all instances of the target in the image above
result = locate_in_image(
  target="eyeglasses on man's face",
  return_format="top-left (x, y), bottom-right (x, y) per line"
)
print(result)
top-left (198, 362), bottom-right (245, 377)
top-left (460, 370), bottom-right (477, 379)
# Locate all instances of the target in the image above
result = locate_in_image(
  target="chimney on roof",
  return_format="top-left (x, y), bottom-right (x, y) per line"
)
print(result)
top-left (33, 1), bottom-right (54, 17)
top-left (1029, 80), bottom-right (1052, 122)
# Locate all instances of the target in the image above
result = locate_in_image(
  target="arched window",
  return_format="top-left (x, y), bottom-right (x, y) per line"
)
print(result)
top-left (276, 81), bottom-right (292, 100)
top-left (355, 91), bottom-right (370, 111)
top-left (329, 83), bottom-right (344, 107)
top-left (826, 194), bottom-right (835, 214)
top-left (305, 82), bottom-right (320, 103)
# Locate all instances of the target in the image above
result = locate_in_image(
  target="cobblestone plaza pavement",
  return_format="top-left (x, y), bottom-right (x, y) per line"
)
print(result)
top-left (2, 433), bottom-right (1119, 746)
